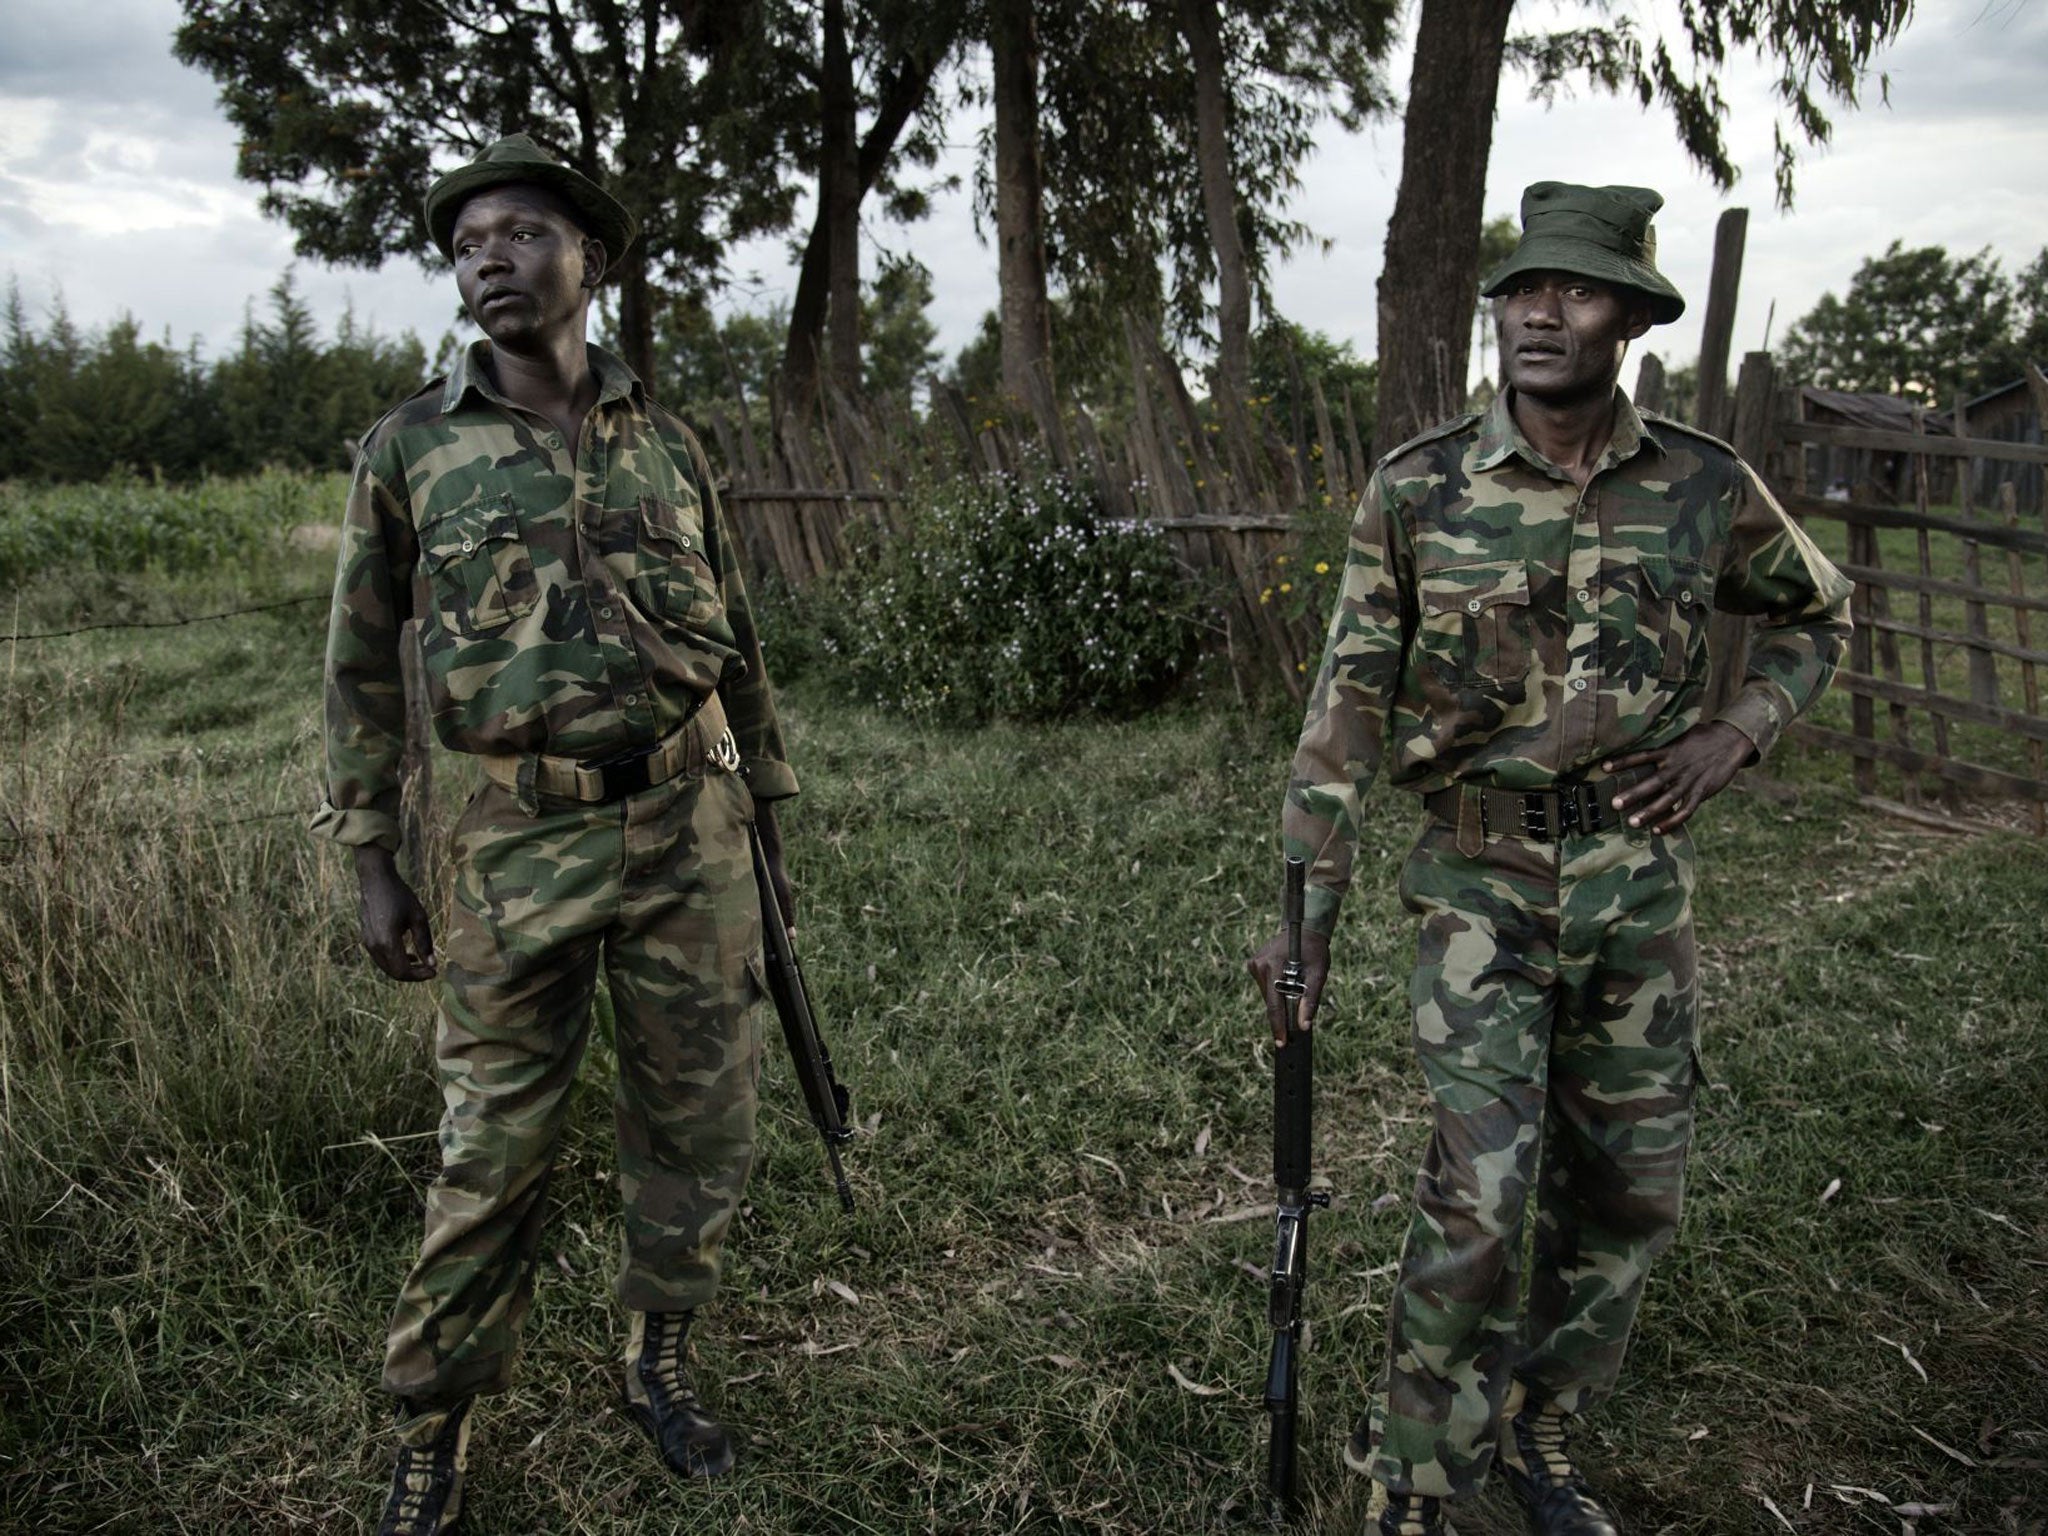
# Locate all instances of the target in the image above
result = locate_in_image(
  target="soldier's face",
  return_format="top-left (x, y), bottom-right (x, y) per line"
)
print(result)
top-left (451, 186), bottom-right (604, 350)
top-left (1496, 271), bottom-right (1652, 406)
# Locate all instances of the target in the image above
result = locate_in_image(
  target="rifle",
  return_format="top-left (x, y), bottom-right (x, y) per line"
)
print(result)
top-left (747, 820), bottom-right (856, 1213)
top-left (1265, 855), bottom-right (1328, 1522)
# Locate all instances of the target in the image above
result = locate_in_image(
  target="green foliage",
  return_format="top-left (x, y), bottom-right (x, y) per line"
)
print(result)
top-left (0, 276), bottom-right (431, 482)
top-left (1249, 317), bottom-right (1377, 451)
top-left (0, 470), bottom-right (339, 591)
top-left (1505, 0), bottom-right (1917, 209)
top-left (810, 470), bottom-right (1198, 723)
top-left (1779, 240), bottom-right (2047, 399)
top-left (1025, 0), bottom-right (1399, 354)
top-left (652, 299), bottom-right (789, 422)
top-left (861, 254), bottom-right (943, 398)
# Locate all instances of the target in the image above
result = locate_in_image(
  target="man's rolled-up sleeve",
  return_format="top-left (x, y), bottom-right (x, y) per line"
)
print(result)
top-left (1282, 472), bottom-right (1411, 935)
top-left (309, 450), bottom-right (415, 850)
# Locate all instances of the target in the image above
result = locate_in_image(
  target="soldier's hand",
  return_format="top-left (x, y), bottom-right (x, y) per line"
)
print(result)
top-left (353, 845), bottom-right (437, 982)
top-left (1604, 720), bottom-right (1756, 834)
top-left (1247, 927), bottom-right (1331, 1048)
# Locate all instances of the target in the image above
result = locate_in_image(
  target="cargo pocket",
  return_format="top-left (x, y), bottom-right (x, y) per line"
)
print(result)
top-left (638, 494), bottom-right (718, 625)
top-left (420, 496), bottom-right (537, 634)
top-left (1418, 559), bottom-right (1533, 683)
top-left (1640, 556), bottom-right (1710, 683)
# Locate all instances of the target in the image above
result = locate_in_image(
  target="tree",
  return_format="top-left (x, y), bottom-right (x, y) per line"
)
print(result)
top-left (174, 1), bottom-right (807, 383)
top-left (1470, 213), bottom-right (1520, 395)
top-left (1779, 240), bottom-right (2035, 400)
top-left (777, 1), bottom-right (959, 405)
top-left (1370, 0), bottom-right (1918, 459)
top-left (984, 0), bottom-right (1394, 395)
top-left (988, 0), bottom-right (1054, 399)
top-left (861, 254), bottom-right (941, 397)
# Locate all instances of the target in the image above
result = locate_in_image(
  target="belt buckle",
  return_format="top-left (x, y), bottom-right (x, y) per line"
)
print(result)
top-left (598, 753), bottom-right (654, 801)
top-left (1520, 794), bottom-right (1552, 842)
top-left (711, 729), bottom-right (741, 773)
top-left (1557, 782), bottom-right (1585, 837)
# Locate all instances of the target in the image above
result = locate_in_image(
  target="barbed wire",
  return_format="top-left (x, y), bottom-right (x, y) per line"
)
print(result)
top-left (2, 591), bottom-right (327, 644)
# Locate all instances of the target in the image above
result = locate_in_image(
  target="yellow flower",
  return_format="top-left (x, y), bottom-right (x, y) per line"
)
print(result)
top-left (1295, 661), bottom-right (1307, 673)
top-left (1259, 587), bottom-right (1273, 604)
top-left (1279, 582), bottom-right (1292, 594)
top-left (1314, 561), bottom-right (1330, 575)
top-left (1276, 555), bottom-right (1289, 566)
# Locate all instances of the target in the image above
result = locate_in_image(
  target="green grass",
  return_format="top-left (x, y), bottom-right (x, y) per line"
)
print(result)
top-left (2, 541), bottom-right (2044, 1535)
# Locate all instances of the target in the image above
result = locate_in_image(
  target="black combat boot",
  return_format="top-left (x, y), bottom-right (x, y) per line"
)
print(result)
top-left (375, 1398), bottom-right (472, 1536)
top-left (1497, 1389), bottom-right (1620, 1536)
top-left (1373, 1489), bottom-right (1456, 1536)
top-left (624, 1309), bottom-right (736, 1479)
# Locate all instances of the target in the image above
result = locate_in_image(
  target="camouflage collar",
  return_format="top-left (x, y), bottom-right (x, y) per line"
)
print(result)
top-left (1471, 388), bottom-right (1664, 479)
top-left (441, 340), bottom-right (644, 414)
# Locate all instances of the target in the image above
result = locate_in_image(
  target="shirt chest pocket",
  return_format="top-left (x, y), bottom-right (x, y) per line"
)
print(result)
top-left (636, 494), bottom-right (718, 625)
top-left (420, 497), bottom-right (538, 635)
top-left (1631, 556), bottom-right (1711, 683)
top-left (1417, 559), bottom-right (1533, 684)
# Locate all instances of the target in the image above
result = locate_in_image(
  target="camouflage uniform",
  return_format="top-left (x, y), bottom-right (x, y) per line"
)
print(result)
top-left (1283, 388), bottom-right (1850, 1500)
top-left (311, 340), bottom-right (795, 1409)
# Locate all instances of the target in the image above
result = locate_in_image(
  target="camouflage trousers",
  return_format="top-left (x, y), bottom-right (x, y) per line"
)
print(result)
top-left (382, 764), bottom-right (765, 1410)
top-left (1362, 815), bottom-right (1700, 1499)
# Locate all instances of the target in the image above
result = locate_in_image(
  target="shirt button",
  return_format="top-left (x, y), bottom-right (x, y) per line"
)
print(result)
top-left (623, 692), bottom-right (639, 706)
top-left (1571, 678), bottom-right (1588, 692)
top-left (545, 434), bottom-right (562, 450)
top-left (599, 606), bottom-right (614, 620)
top-left (1465, 598), bottom-right (1482, 614)
top-left (1680, 589), bottom-right (1695, 604)
top-left (461, 538), bottom-right (475, 553)
top-left (1576, 588), bottom-right (1591, 602)
top-left (680, 535), bottom-right (694, 550)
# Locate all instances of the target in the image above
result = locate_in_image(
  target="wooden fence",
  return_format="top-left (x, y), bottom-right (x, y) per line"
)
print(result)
top-left (696, 319), bottom-right (1372, 701)
top-left (702, 332), bottom-right (2046, 836)
top-left (1761, 359), bottom-right (2048, 834)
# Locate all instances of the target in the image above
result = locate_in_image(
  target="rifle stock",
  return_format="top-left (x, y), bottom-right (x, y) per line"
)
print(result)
top-left (1265, 855), bottom-right (1327, 1522)
top-left (747, 820), bottom-right (855, 1213)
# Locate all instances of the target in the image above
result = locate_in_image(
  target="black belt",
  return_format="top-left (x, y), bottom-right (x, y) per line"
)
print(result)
top-left (1423, 769), bottom-right (1652, 844)
top-left (586, 743), bottom-right (661, 801)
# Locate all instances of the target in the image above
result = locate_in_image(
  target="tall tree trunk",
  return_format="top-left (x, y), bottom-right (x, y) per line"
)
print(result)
top-left (1178, 0), bottom-right (1251, 408)
top-left (616, 248), bottom-right (656, 385)
top-left (781, 33), bottom-right (952, 405)
top-left (1370, 0), bottom-right (1515, 461)
top-left (822, 0), bottom-right (862, 397)
top-left (990, 0), bottom-right (1052, 399)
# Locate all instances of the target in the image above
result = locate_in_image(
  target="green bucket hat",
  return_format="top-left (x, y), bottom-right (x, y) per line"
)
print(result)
top-left (1481, 182), bottom-right (1685, 325)
top-left (423, 132), bottom-right (638, 270)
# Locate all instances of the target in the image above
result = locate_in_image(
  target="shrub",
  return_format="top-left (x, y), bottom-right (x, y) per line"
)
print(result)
top-left (0, 468), bottom-right (338, 590)
top-left (813, 471), bottom-right (1197, 723)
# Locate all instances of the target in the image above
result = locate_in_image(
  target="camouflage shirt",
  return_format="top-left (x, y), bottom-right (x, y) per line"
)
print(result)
top-left (311, 341), bottom-right (796, 853)
top-left (1284, 388), bottom-right (1851, 933)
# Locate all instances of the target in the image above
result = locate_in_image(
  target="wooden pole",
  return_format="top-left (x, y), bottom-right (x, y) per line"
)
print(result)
top-left (1703, 350), bottom-right (1771, 719)
top-left (1693, 208), bottom-right (1748, 438)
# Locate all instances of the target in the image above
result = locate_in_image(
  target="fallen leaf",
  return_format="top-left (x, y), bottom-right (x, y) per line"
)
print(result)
top-left (1042, 1354), bottom-right (1080, 1371)
top-left (796, 1339), bottom-right (858, 1357)
top-left (1205, 1204), bottom-right (1268, 1224)
top-left (723, 1371), bottom-right (766, 1387)
top-left (1371, 1192), bottom-right (1403, 1214)
top-left (1193, 1125), bottom-right (1212, 1158)
top-left (1819, 1177), bottom-right (1843, 1205)
top-left (1873, 1332), bottom-right (1929, 1383)
top-left (1687, 1427), bottom-right (1711, 1442)
top-left (1167, 1362), bottom-right (1226, 1397)
top-left (824, 1279), bottom-right (860, 1306)
top-left (1909, 1425), bottom-right (1978, 1467)
top-left (1758, 1493), bottom-right (1795, 1532)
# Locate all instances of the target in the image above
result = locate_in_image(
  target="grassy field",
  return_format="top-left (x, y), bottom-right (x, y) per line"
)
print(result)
top-left (2, 536), bottom-right (2044, 1535)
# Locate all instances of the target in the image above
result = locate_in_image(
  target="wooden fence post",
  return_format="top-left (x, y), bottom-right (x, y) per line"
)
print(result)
top-left (1693, 208), bottom-right (1748, 438)
top-left (1703, 350), bottom-right (1772, 720)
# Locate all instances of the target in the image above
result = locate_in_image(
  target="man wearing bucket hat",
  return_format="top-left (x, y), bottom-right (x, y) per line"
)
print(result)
top-left (1249, 183), bottom-right (1851, 1536)
top-left (311, 133), bottom-right (801, 1534)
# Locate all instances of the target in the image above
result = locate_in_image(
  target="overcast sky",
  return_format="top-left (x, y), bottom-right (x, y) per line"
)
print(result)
top-left (3, 0), bottom-right (2045, 385)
